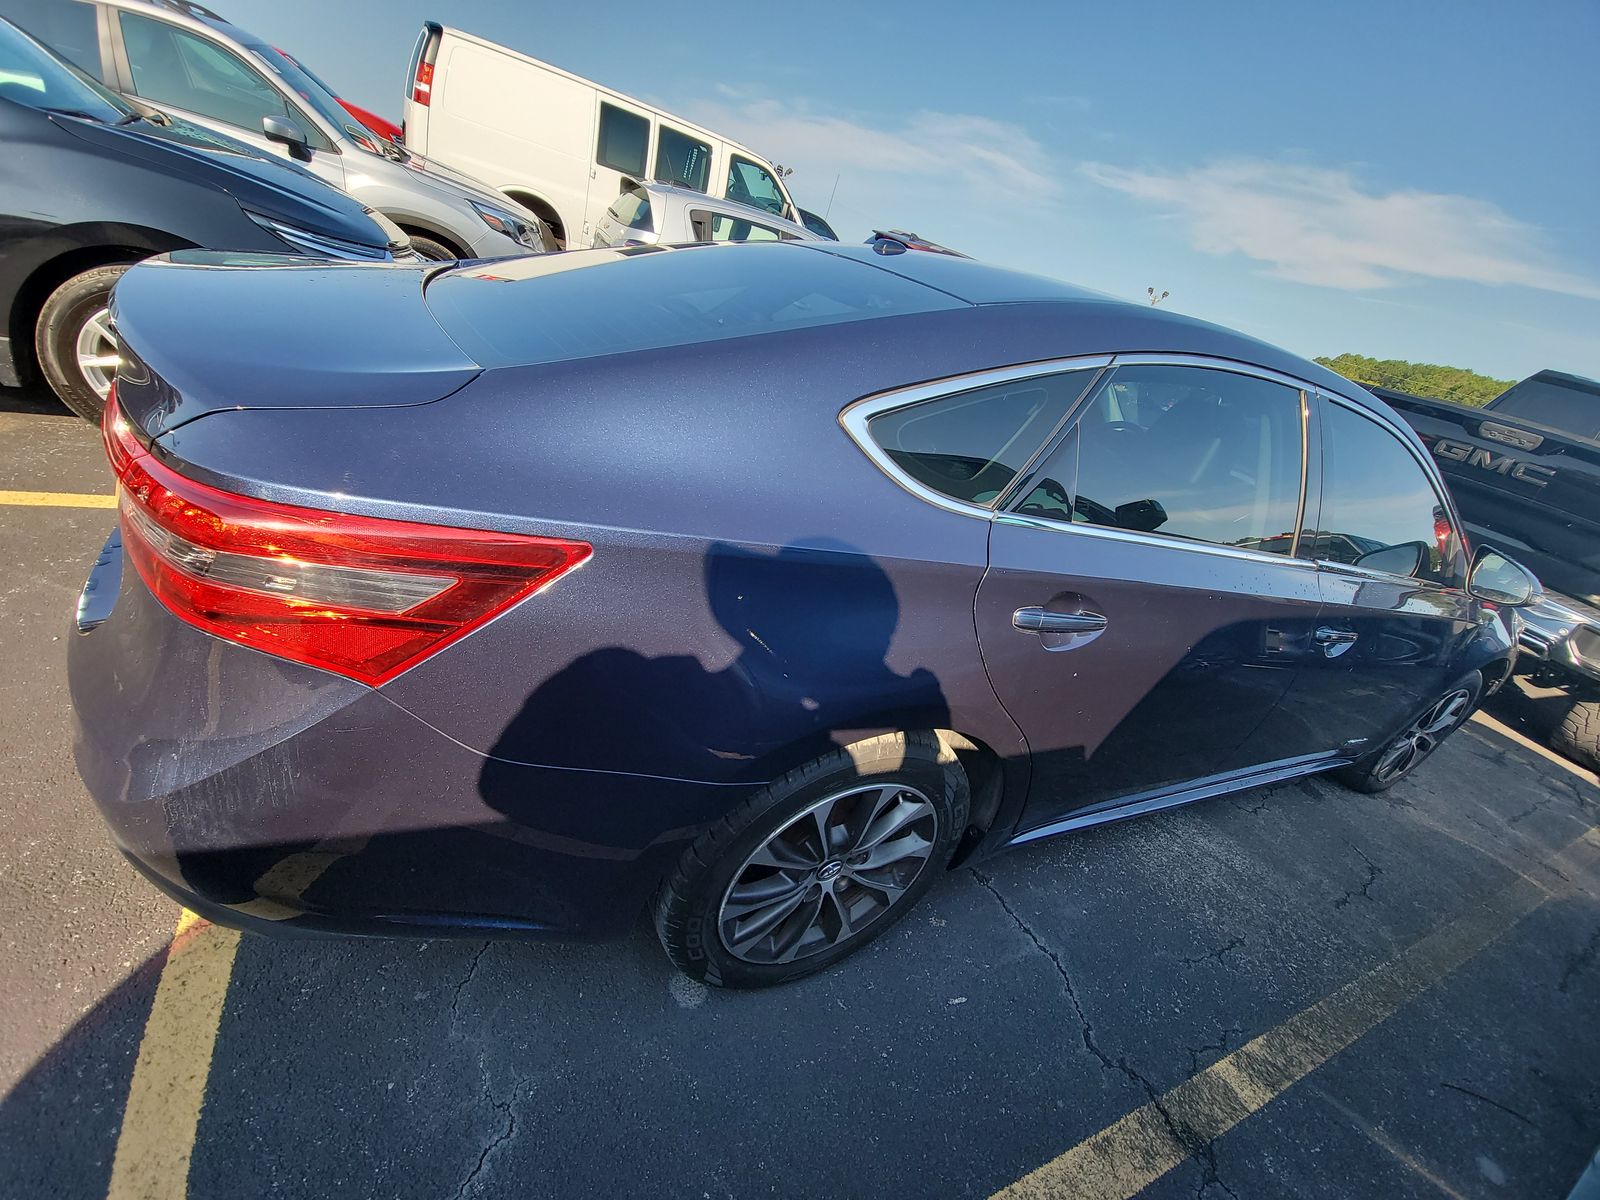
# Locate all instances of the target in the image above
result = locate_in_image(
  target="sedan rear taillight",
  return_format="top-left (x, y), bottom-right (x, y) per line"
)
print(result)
top-left (102, 393), bottom-right (590, 686)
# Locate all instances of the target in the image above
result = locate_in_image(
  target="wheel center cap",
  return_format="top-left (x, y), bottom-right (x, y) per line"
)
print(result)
top-left (817, 860), bottom-right (845, 882)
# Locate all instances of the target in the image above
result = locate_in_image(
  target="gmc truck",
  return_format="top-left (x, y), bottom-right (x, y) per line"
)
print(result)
top-left (1378, 370), bottom-right (1600, 769)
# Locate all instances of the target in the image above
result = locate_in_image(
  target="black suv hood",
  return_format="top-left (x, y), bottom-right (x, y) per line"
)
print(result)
top-left (53, 113), bottom-right (384, 249)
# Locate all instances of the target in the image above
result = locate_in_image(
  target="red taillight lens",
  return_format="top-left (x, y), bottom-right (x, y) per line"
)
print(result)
top-left (412, 61), bottom-right (434, 105)
top-left (102, 395), bottom-right (590, 686)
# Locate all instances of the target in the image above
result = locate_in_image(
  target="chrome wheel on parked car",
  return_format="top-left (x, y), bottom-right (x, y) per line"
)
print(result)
top-left (718, 782), bottom-right (939, 965)
top-left (74, 305), bottom-right (120, 402)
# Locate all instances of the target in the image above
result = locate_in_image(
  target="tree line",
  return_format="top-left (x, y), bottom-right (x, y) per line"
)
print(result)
top-left (1314, 353), bottom-right (1514, 408)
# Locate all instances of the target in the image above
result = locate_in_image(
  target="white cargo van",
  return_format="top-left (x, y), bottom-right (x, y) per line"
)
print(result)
top-left (402, 23), bottom-right (801, 249)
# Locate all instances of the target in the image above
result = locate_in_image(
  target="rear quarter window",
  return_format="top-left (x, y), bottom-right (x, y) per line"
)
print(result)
top-left (859, 370), bottom-right (1098, 507)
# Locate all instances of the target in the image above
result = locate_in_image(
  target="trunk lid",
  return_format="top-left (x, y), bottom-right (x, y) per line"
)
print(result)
top-left (111, 252), bottom-right (481, 438)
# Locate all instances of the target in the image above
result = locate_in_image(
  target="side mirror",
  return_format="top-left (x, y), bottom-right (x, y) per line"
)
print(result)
top-left (1354, 541), bottom-right (1424, 577)
top-left (1467, 545), bottom-right (1540, 607)
top-left (1114, 498), bottom-right (1167, 533)
top-left (262, 115), bottom-right (312, 162)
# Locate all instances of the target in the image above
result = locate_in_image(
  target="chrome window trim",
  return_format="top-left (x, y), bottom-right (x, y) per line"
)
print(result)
top-left (993, 511), bottom-right (1322, 570)
top-left (838, 356), bottom-right (1114, 521)
top-left (1313, 390), bottom-right (1469, 588)
top-left (1108, 352), bottom-right (1324, 395)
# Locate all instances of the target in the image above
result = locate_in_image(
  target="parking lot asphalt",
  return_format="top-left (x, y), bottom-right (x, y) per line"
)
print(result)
top-left (1, 386), bottom-right (1597, 1200)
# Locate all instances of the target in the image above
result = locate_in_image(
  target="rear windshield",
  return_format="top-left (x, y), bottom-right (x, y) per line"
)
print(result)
top-left (424, 242), bottom-right (965, 369)
top-left (1491, 375), bottom-right (1600, 442)
top-left (607, 188), bottom-right (653, 233)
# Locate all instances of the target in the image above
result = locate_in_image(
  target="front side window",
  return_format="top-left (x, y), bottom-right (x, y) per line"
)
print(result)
top-left (654, 126), bottom-right (710, 192)
top-left (864, 371), bottom-right (1096, 507)
top-left (727, 156), bottom-right (786, 217)
top-left (596, 101), bottom-right (647, 177)
top-left (0, 0), bottom-right (99, 75)
top-left (1011, 364), bottom-right (1306, 554)
top-left (119, 14), bottom-right (330, 148)
top-left (1314, 403), bottom-right (1465, 584)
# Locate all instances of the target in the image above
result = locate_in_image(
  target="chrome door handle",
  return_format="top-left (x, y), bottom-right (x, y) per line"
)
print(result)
top-left (1313, 627), bottom-right (1359, 646)
top-left (1013, 607), bottom-right (1108, 634)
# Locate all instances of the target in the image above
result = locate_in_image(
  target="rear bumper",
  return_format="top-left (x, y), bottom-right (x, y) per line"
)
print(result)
top-left (69, 535), bottom-right (743, 940)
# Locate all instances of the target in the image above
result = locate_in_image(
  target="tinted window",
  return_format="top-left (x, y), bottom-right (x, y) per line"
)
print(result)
top-left (1012, 365), bottom-right (1305, 553)
top-left (727, 156), bottom-right (786, 216)
top-left (1489, 375), bottom-right (1600, 441)
top-left (425, 243), bottom-right (965, 370)
top-left (866, 371), bottom-right (1095, 507)
top-left (799, 209), bottom-right (838, 240)
top-left (1314, 403), bottom-right (1464, 584)
top-left (596, 101), bottom-right (647, 177)
top-left (0, 12), bottom-right (130, 119)
top-left (0, 0), bottom-right (98, 74)
top-left (119, 14), bottom-right (330, 148)
top-left (696, 211), bottom-right (790, 243)
top-left (607, 187), bottom-right (653, 232)
top-left (654, 126), bottom-right (710, 192)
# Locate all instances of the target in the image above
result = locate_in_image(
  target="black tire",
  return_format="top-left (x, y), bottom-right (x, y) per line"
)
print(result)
top-left (1551, 699), bottom-right (1600, 773)
top-left (407, 235), bottom-right (458, 261)
top-left (1335, 670), bottom-right (1484, 793)
top-left (34, 263), bottom-right (131, 423)
top-left (655, 732), bottom-right (969, 988)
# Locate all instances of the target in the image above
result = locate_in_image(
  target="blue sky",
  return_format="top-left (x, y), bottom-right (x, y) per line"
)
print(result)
top-left (228, 0), bottom-right (1600, 382)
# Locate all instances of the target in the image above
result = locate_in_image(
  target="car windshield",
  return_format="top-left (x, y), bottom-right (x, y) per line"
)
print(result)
top-left (0, 18), bottom-right (135, 122)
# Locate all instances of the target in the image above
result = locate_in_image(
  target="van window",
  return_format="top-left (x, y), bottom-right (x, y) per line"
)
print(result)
top-left (655, 126), bottom-right (710, 192)
top-left (596, 101), bottom-right (648, 178)
top-left (727, 156), bottom-right (786, 217)
top-left (865, 372), bottom-right (1095, 507)
top-left (1010, 365), bottom-right (1306, 553)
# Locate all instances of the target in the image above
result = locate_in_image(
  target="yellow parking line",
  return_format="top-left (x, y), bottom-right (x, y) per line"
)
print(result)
top-left (992, 825), bottom-right (1600, 1200)
top-left (0, 489), bottom-right (116, 508)
top-left (106, 909), bottom-right (242, 1200)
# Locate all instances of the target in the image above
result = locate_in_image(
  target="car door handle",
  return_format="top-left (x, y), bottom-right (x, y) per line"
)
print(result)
top-left (1013, 607), bottom-right (1108, 634)
top-left (1313, 627), bottom-right (1360, 653)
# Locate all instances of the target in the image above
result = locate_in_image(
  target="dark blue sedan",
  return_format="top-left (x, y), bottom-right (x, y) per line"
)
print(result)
top-left (70, 242), bottom-right (1537, 986)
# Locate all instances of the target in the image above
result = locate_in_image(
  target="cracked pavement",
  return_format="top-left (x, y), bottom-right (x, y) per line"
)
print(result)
top-left (2, 392), bottom-right (1599, 1199)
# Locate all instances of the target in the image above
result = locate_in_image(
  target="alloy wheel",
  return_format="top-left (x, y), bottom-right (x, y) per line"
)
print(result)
top-left (1372, 687), bottom-right (1474, 784)
top-left (74, 305), bottom-right (119, 401)
top-left (718, 782), bottom-right (939, 965)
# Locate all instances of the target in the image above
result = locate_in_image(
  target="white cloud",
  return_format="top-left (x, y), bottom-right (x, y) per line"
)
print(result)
top-left (1083, 160), bottom-right (1600, 300)
top-left (682, 96), bottom-right (1061, 205)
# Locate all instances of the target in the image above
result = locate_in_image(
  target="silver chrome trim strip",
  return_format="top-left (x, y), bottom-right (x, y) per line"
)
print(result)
top-left (993, 512), bottom-right (1322, 569)
top-left (1107, 352), bottom-right (1323, 395)
top-left (838, 356), bottom-right (1114, 521)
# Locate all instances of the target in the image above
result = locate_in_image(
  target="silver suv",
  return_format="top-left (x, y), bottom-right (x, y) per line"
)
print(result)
top-left (592, 183), bottom-right (823, 249)
top-left (1, 0), bottom-right (549, 259)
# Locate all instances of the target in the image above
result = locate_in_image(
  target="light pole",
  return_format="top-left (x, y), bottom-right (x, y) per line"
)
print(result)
top-left (1147, 287), bottom-right (1169, 306)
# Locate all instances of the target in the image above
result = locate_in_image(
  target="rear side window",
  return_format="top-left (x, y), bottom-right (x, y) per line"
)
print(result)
top-left (0, 0), bottom-right (99, 74)
top-left (693, 211), bottom-right (791, 243)
top-left (1010, 365), bottom-right (1306, 554)
top-left (607, 188), bottom-right (653, 232)
top-left (1314, 403), bottom-right (1464, 584)
top-left (596, 101), bottom-right (647, 177)
top-left (864, 371), bottom-right (1095, 507)
top-left (655, 125), bottom-right (710, 192)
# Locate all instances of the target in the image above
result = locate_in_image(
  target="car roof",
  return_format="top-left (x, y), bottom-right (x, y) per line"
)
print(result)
top-left (422, 240), bottom-right (1378, 411)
